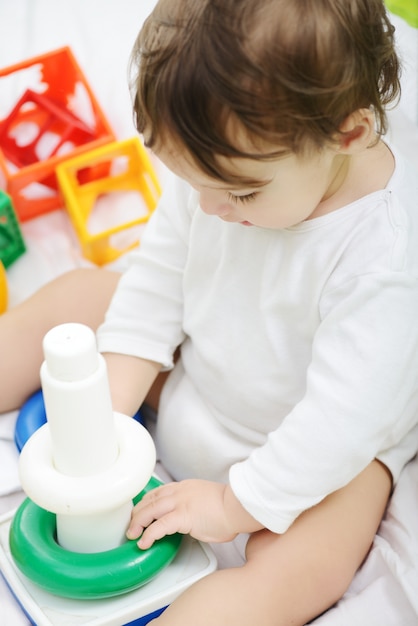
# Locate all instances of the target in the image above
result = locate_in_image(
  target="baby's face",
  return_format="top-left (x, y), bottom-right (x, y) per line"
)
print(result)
top-left (153, 139), bottom-right (349, 230)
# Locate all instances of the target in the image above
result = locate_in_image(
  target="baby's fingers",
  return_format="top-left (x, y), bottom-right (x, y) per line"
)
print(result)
top-left (126, 485), bottom-right (176, 540)
top-left (136, 511), bottom-right (185, 549)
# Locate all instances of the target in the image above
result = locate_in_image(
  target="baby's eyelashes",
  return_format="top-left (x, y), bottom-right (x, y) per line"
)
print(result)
top-left (227, 191), bottom-right (259, 204)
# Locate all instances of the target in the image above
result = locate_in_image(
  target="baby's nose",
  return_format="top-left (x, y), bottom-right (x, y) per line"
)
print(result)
top-left (199, 192), bottom-right (231, 217)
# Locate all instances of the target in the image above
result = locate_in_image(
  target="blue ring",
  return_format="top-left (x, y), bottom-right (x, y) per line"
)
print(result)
top-left (15, 389), bottom-right (144, 451)
top-left (14, 389), bottom-right (46, 451)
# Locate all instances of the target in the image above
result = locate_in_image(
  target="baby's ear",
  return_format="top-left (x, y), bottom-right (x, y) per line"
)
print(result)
top-left (337, 108), bottom-right (376, 154)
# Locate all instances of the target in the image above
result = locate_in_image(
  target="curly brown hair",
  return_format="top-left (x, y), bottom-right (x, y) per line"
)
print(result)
top-left (130, 0), bottom-right (401, 183)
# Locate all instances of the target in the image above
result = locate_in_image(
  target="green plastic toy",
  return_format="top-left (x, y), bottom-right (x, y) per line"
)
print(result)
top-left (9, 476), bottom-right (182, 600)
top-left (0, 190), bottom-right (25, 268)
top-left (386, 0), bottom-right (418, 27)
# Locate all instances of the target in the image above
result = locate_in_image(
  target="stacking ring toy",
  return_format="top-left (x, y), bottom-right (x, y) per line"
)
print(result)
top-left (9, 475), bottom-right (182, 599)
top-left (12, 387), bottom-right (173, 599)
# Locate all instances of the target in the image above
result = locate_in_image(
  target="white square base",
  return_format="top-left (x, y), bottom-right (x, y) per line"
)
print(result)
top-left (0, 509), bottom-right (217, 626)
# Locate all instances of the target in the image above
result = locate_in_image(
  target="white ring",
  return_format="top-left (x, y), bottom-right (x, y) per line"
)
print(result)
top-left (19, 413), bottom-right (156, 515)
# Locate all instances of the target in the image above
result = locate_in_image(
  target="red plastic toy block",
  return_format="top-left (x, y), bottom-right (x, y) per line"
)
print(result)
top-left (0, 47), bottom-right (115, 221)
top-left (0, 90), bottom-right (97, 181)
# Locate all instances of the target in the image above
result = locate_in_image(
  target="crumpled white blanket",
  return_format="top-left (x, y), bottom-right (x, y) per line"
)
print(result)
top-left (0, 1), bottom-right (418, 625)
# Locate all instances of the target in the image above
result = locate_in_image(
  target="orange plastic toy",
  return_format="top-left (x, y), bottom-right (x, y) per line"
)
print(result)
top-left (56, 137), bottom-right (161, 265)
top-left (0, 261), bottom-right (7, 313)
top-left (0, 47), bottom-right (115, 222)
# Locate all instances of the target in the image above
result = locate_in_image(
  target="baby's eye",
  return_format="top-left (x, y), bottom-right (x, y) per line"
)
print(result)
top-left (227, 191), bottom-right (258, 205)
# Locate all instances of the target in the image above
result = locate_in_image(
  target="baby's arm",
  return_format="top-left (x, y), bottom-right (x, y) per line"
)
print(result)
top-left (127, 479), bottom-right (263, 548)
top-left (103, 352), bottom-right (162, 417)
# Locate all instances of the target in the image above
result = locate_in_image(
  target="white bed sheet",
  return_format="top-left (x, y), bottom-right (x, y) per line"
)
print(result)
top-left (0, 2), bottom-right (417, 624)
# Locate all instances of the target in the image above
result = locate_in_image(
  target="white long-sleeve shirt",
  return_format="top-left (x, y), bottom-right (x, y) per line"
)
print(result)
top-left (97, 147), bottom-right (418, 533)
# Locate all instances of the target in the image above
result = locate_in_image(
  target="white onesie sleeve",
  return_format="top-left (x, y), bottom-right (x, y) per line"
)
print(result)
top-left (230, 268), bottom-right (418, 533)
top-left (97, 176), bottom-right (191, 368)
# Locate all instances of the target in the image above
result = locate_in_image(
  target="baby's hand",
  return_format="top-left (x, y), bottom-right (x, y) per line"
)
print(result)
top-left (126, 479), bottom-right (262, 549)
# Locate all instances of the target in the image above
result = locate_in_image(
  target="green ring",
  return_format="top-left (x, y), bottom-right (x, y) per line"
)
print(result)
top-left (9, 476), bottom-right (182, 599)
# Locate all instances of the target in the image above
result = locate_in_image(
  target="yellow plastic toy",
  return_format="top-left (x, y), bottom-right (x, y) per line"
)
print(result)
top-left (56, 137), bottom-right (161, 265)
top-left (0, 261), bottom-right (7, 313)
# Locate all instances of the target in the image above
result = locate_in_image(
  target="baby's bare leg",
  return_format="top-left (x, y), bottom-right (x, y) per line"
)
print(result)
top-left (153, 460), bottom-right (391, 626)
top-left (0, 268), bottom-right (120, 412)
